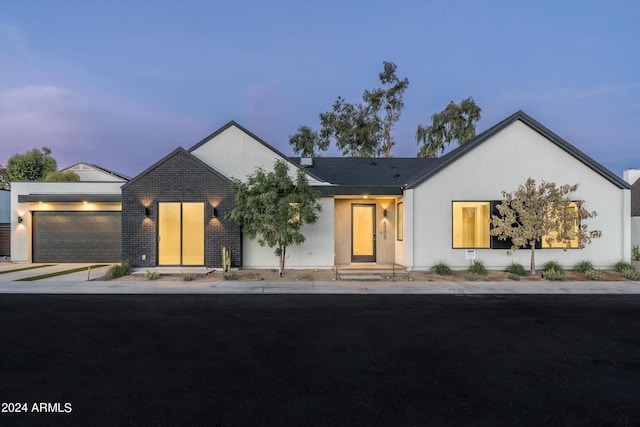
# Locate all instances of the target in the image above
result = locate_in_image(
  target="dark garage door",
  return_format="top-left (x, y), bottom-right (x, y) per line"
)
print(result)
top-left (33, 211), bottom-right (121, 263)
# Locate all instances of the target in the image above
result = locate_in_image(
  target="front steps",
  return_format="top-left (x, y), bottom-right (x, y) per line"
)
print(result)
top-left (336, 264), bottom-right (404, 281)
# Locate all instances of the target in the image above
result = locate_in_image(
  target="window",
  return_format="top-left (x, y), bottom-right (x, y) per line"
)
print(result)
top-left (396, 202), bottom-right (403, 241)
top-left (542, 202), bottom-right (579, 248)
top-left (452, 202), bottom-right (490, 248)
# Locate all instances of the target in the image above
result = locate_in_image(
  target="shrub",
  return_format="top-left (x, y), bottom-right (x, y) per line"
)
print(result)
top-left (145, 270), bottom-right (160, 280)
top-left (507, 273), bottom-right (521, 281)
top-left (468, 260), bottom-right (487, 275)
top-left (584, 269), bottom-right (601, 280)
top-left (620, 267), bottom-right (640, 281)
top-left (432, 262), bottom-right (452, 275)
top-left (574, 260), bottom-right (594, 273)
top-left (505, 262), bottom-right (526, 276)
top-left (542, 268), bottom-right (566, 281)
top-left (614, 261), bottom-right (636, 273)
top-left (222, 270), bottom-right (237, 280)
top-left (104, 262), bottom-right (131, 279)
top-left (632, 245), bottom-right (640, 261)
top-left (543, 260), bottom-right (563, 273)
top-left (182, 273), bottom-right (194, 281)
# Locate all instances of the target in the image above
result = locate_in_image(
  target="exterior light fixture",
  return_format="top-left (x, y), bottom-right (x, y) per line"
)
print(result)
top-left (18, 216), bottom-right (23, 223)
top-left (212, 207), bottom-right (218, 218)
top-left (144, 207), bottom-right (150, 217)
top-left (383, 209), bottom-right (388, 218)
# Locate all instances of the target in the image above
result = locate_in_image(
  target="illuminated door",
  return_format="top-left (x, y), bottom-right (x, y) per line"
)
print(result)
top-left (158, 202), bottom-right (204, 265)
top-left (352, 204), bottom-right (376, 262)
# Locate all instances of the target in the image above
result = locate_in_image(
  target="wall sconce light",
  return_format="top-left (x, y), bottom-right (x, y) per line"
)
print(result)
top-left (212, 207), bottom-right (218, 218)
top-left (18, 216), bottom-right (23, 223)
top-left (144, 207), bottom-right (150, 217)
top-left (383, 209), bottom-right (388, 218)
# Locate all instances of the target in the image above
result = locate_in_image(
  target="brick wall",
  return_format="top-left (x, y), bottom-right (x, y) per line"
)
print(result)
top-left (121, 149), bottom-right (241, 268)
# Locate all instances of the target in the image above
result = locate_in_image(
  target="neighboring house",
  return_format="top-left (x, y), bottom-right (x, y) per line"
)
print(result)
top-left (0, 189), bottom-right (10, 257)
top-left (627, 172), bottom-right (640, 249)
top-left (10, 163), bottom-right (128, 263)
top-left (118, 111), bottom-right (631, 270)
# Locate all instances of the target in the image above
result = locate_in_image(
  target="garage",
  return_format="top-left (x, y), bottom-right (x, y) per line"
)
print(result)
top-left (32, 211), bottom-right (121, 263)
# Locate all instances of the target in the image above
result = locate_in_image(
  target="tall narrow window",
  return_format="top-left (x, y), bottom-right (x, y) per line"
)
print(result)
top-left (396, 202), bottom-right (403, 241)
top-left (452, 202), bottom-right (490, 248)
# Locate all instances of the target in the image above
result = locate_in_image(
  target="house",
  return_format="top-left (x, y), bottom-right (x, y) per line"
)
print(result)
top-left (10, 163), bottom-right (128, 263)
top-left (0, 189), bottom-right (10, 257)
top-left (625, 169), bottom-right (640, 249)
top-left (119, 110), bottom-right (631, 270)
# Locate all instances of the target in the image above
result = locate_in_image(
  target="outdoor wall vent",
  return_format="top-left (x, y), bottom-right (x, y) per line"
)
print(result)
top-left (300, 157), bottom-right (313, 167)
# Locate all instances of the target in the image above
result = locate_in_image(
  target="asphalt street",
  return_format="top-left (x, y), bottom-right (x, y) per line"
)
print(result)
top-left (1, 294), bottom-right (639, 426)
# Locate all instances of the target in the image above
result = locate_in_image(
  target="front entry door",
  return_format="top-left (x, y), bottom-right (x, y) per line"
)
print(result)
top-left (351, 204), bottom-right (376, 262)
top-left (158, 202), bottom-right (204, 266)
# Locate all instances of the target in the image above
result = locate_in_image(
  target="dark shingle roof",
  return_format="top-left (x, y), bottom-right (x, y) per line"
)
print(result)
top-left (632, 179), bottom-right (640, 217)
top-left (289, 157), bottom-right (441, 195)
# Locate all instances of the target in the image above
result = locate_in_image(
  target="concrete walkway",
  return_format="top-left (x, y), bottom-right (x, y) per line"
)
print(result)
top-left (1, 262), bottom-right (639, 294)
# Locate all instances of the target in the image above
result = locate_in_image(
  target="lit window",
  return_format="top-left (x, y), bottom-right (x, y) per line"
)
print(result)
top-left (542, 202), bottom-right (579, 248)
top-left (397, 202), bottom-right (403, 241)
top-left (452, 202), bottom-right (490, 248)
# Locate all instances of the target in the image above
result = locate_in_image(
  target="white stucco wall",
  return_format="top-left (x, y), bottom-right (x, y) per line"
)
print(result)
top-left (191, 125), bottom-right (324, 185)
top-left (242, 197), bottom-right (335, 269)
top-left (10, 181), bottom-right (123, 263)
top-left (62, 163), bottom-right (127, 182)
top-left (632, 217), bottom-right (640, 249)
top-left (409, 120), bottom-right (630, 270)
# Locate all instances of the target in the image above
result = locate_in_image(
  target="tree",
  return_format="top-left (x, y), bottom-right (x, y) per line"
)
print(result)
top-left (416, 97), bottom-right (481, 158)
top-left (6, 147), bottom-right (57, 182)
top-left (305, 61), bottom-right (409, 157)
top-left (226, 160), bottom-right (322, 276)
top-left (289, 125), bottom-right (327, 157)
top-left (490, 178), bottom-right (602, 276)
top-left (0, 165), bottom-right (9, 190)
top-left (44, 170), bottom-right (80, 182)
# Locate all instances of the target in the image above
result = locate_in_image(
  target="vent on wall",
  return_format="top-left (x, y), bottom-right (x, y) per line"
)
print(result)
top-left (300, 157), bottom-right (313, 167)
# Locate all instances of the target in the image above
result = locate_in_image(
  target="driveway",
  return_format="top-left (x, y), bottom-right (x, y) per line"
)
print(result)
top-left (1, 294), bottom-right (638, 426)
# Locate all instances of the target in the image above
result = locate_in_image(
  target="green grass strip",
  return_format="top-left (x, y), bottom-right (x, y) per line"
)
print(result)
top-left (0, 264), bottom-right (56, 275)
top-left (17, 265), bottom-right (108, 281)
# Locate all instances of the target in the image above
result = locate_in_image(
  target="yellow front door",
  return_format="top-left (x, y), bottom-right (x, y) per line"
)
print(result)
top-left (158, 202), bottom-right (204, 265)
top-left (352, 204), bottom-right (376, 262)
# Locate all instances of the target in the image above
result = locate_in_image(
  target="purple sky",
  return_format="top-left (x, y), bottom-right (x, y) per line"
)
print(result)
top-left (1, 0), bottom-right (638, 178)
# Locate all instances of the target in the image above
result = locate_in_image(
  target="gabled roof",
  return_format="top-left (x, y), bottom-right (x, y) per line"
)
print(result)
top-left (406, 110), bottom-right (631, 190)
top-left (632, 179), bottom-right (640, 217)
top-left (188, 120), bottom-right (326, 182)
top-left (62, 162), bottom-right (131, 181)
top-left (290, 157), bottom-right (440, 196)
top-left (121, 147), bottom-right (231, 190)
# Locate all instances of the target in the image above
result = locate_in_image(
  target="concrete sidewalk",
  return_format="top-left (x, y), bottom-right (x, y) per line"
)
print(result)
top-left (0, 278), bottom-right (639, 294)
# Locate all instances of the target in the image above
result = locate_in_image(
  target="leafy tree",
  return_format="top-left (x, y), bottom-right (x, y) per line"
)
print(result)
top-left (0, 165), bottom-right (9, 190)
top-left (490, 178), bottom-right (602, 276)
top-left (6, 147), bottom-right (57, 182)
top-left (309, 61), bottom-right (409, 157)
top-left (44, 170), bottom-right (80, 182)
top-left (289, 125), bottom-right (327, 157)
top-left (226, 160), bottom-right (322, 276)
top-left (416, 97), bottom-right (481, 157)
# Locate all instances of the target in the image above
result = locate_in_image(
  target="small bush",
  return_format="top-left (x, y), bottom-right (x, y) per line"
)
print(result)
top-left (507, 273), bottom-right (521, 281)
top-left (432, 262), bottom-right (452, 275)
top-left (614, 261), bottom-right (636, 273)
top-left (543, 260), bottom-right (563, 273)
top-left (542, 268), bottom-right (566, 281)
top-left (574, 260), bottom-right (594, 273)
top-left (222, 270), bottom-right (237, 280)
top-left (182, 273), bottom-right (194, 281)
top-left (145, 270), bottom-right (160, 280)
top-left (620, 267), bottom-right (640, 281)
top-left (468, 260), bottom-right (487, 275)
top-left (632, 245), bottom-right (640, 261)
top-left (505, 262), bottom-right (526, 276)
top-left (584, 269), bottom-right (601, 280)
top-left (104, 262), bottom-right (131, 279)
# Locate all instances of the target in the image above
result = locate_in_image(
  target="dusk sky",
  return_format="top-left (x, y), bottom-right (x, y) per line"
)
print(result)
top-left (1, 0), bottom-right (638, 178)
